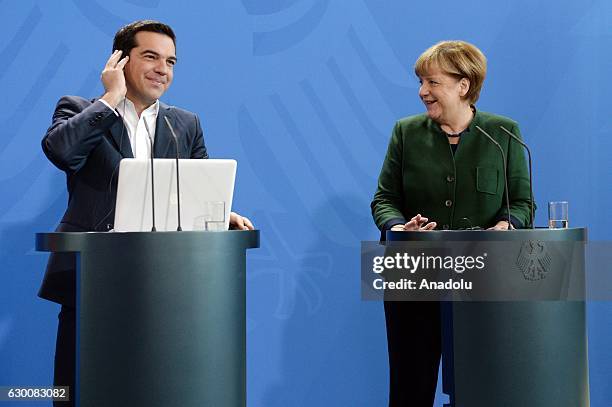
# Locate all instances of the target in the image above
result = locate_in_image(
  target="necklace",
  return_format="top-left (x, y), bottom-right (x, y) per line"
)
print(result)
top-left (441, 106), bottom-right (475, 138)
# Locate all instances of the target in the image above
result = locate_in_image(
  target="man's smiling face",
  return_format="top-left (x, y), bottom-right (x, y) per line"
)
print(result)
top-left (123, 31), bottom-right (176, 109)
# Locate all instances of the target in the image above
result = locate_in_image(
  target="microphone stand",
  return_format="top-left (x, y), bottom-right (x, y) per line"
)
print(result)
top-left (143, 119), bottom-right (156, 232)
top-left (475, 126), bottom-right (511, 229)
top-left (499, 126), bottom-right (534, 229)
top-left (163, 116), bottom-right (182, 231)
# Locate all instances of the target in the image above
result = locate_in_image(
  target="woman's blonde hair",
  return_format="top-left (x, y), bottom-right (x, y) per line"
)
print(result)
top-left (415, 40), bottom-right (487, 104)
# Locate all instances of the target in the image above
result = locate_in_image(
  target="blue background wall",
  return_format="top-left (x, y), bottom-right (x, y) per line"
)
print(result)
top-left (1, 1), bottom-right (611, 405)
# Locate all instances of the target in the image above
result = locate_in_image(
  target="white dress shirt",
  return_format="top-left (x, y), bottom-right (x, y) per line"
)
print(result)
top-left (100, 98), bottom-right (159, 159)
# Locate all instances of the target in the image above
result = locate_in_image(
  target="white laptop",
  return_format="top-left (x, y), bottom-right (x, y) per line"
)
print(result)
top-left (114, 159), bottom-right (236, 232)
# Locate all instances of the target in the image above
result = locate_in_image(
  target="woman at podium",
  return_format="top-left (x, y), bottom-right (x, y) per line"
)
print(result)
top-left (370, 40), bottom-right (533, 406)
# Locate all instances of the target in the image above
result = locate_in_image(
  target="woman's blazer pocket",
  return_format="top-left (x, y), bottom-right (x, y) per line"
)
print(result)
top-left (476, 166), bottom-right (499, 195)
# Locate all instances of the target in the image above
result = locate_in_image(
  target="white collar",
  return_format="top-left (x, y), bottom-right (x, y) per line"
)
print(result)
top-left (116, 98), bottom-right (160, 118)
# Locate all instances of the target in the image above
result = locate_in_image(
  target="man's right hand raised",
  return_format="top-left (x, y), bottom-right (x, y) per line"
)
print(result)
top-left (101, 50), bottom-right (129, 108)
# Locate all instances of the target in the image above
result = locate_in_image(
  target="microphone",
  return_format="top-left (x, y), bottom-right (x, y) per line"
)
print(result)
top-left (142, 119), bottom-right (157, 232)
top-left (163, 116), bottom-right (182, 232)
top-left (499, 126), bottom-right (534, 229)
top-left (474, 126), bottom-right (511, 229)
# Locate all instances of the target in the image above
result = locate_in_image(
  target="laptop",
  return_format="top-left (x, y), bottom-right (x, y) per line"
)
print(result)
top-left (114, 159), bottom-right (236, 232)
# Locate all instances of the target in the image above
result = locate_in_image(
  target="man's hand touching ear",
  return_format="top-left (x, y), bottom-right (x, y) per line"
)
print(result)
top-left (101, 50), bottom-right (129, 108)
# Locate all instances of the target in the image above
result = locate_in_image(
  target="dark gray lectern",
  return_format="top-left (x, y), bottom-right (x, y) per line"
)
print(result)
top-left (386, 228), bottom-right (589, 407)
top-left (36, 230), bottom-right (259, 407)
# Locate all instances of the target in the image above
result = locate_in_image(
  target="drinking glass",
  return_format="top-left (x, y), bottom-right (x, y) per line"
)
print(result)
top-left (193, 201), bottom-right (226, 231)
top-left (548, 201), bottom-right (568, 229)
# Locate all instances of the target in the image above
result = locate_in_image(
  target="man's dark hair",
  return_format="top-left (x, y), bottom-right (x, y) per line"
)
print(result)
top-left (112, 20), bottom-right (176, 56)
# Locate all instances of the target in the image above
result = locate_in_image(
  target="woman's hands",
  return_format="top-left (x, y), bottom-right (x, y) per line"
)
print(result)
top-left (390, 214), bottom-right (437, 231)
top-left (389, 216), bottom-right (513, 231)
top-left (487, 220), bottom-right (513, 230)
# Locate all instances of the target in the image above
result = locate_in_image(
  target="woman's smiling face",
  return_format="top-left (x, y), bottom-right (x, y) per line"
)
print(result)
top-left (418, 66), bottom-right (470, 124)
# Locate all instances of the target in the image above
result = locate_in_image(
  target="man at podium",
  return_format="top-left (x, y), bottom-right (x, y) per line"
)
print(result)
top-left (370, 40), bottom-right (533, 406)
top-left (40, 20), bottom-right (253, 406)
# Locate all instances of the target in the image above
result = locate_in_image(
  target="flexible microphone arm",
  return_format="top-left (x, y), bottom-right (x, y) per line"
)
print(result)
top-left (499, 126), bottom-right (534, 229)
top-left (142, 119), bottom-right (157, 232)
top-left (475, 126), bottom-right (512, 230)
top-left (163, 116), bottom-right (183, 231)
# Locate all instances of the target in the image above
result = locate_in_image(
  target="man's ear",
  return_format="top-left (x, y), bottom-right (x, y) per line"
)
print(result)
top-left (115, 48), bottom-right (130, 59)
top-left (121, 49), bottom-right (131, 68)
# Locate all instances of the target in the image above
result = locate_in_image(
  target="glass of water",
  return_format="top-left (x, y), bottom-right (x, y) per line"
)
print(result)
top-left (193, 201), bottom-right (226, 231)
top-left (548, 201), bottom-right (568, 229)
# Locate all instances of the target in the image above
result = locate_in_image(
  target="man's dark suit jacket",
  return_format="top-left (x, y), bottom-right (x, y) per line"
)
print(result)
top-left (40, 95), bottom-right (208, 306)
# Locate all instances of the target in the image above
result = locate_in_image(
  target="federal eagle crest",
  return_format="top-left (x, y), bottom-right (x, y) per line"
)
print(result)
top-left (516, 241), bottom-right (552, 281)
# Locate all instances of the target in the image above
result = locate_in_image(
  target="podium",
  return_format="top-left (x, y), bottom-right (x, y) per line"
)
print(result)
top-left (36, 230), bottom-right (259, 407)
top-left (386, 228), bottom-right (589, 407)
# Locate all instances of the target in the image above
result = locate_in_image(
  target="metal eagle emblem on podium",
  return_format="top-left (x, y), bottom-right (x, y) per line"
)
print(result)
top-left (516, 240), bottom-right (552, 281)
